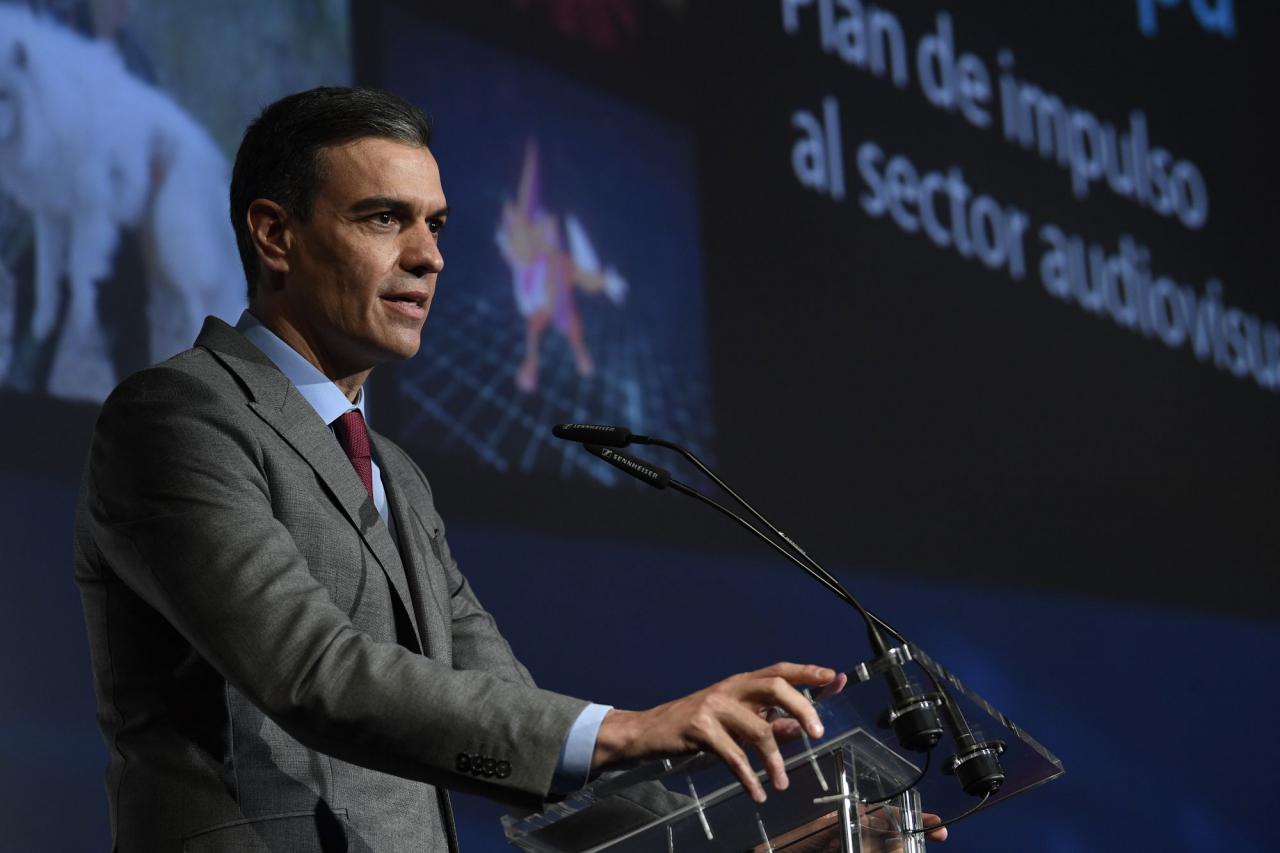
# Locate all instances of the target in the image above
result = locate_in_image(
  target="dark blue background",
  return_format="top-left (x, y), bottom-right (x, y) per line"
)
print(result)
top-left (6, 475), bottom-right (1277, 851)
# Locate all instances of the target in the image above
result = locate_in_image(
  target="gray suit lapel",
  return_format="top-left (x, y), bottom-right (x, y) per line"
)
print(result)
top-left (372, 433), bottom-right (449, 660)
top-left (193, 318), bottom-right (424, 652)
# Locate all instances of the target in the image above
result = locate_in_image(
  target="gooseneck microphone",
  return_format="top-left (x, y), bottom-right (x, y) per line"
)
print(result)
top-left (582, 445), bottom-right (669, 489)
top-left (557, 423), bottom-right (1008, 797)
top-left (559, 427), bottom-right (885, 637)
top-left (553, 423), bottom-right (973, 767)
top-left (585, 445), bottom-right (869, 613)
top-left (553, 423), bottom-right (645, 447)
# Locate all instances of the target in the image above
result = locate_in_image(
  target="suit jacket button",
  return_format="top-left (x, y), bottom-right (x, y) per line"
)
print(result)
top-left (496, 760), bottom-right (511, 779)
top-left (482, 757), bottom-right (497, 777)
top-left (470, 753), bottom-right (484, 775)
top-left (456, 753), bottom-right (470, 773)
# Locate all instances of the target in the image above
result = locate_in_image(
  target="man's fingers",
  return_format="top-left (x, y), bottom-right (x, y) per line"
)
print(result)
top-left (701, 726), bottom-right (767, 803)
top-left (724, 703), bottom-right (790, 792)
top-left (770, 716), bottom-right (804, 741)
top-left (766, 671), bottom-right (846, 742)
top-left (754, 662), bottom-right (837, 686)
top-left (922, 812), bottom-right (948, 842)
top-left (598, 664), bottom-right (843, 804)
top-left (812, 671), bottom-right (848, 700)
top-left (743, 675), bottom-right (826, 740)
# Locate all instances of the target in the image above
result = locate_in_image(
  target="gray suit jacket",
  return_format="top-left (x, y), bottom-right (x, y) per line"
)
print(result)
top-left (74, 317), bottom-right (589, 852)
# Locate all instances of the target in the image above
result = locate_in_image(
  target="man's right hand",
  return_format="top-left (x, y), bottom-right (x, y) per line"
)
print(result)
top-left (590, 662), bottom-right (838, 803)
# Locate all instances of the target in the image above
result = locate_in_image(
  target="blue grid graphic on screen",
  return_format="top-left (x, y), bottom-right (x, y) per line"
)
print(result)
top-left (380, 21), bottom-right (713, 484)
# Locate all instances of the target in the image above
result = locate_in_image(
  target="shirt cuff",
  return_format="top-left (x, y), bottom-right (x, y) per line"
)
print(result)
top-left (551, 702), bottom-right (613, 793)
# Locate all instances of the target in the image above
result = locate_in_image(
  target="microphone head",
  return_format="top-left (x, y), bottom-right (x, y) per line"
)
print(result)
top-left (584, 444), bottom-right (671, 489)
top-left (552, 423), bottom-right (633, 447)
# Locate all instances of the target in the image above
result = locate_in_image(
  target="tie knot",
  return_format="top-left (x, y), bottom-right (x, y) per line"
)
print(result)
top-left (333, 409), bottom-right (371, 462)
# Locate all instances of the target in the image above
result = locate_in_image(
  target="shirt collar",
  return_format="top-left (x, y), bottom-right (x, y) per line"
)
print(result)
top-left (235, 310), bottom-right (367, 427)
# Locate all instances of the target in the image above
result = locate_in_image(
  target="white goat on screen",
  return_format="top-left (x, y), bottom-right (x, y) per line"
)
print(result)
top-left (0, 4), bottom-right (243, 400)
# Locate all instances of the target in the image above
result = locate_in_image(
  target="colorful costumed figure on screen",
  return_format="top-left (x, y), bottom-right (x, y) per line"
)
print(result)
top-left (495, 139), bottom-right (627, 393)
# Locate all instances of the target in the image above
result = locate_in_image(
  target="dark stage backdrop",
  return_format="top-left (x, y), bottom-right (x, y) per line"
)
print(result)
top-left (1, 1), bottom-right (1276, 851)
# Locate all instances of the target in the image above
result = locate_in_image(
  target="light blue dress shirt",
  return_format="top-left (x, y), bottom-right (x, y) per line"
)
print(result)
top-left (236, 312), bottom-right (390, 523)
top-left (234, 310), bottom-right (607, 791)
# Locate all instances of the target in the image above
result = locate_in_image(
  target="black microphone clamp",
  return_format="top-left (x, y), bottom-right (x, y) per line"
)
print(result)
top-left (944, 735), bottom-right (1007, 796)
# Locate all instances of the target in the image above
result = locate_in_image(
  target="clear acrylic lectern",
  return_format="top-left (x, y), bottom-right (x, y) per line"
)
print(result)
top-left (503, 644), bottom-right (1062, 852)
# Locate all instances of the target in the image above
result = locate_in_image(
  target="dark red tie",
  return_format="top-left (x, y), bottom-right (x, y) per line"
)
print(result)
top-left (333, 410), bottom-right (374, 497)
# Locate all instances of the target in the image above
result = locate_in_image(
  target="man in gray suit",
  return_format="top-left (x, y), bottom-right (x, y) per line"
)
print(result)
top-left (74, 87), bottom-right (837, 852)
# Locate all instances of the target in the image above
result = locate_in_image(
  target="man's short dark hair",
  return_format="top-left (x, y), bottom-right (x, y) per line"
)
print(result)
top-left (229, 86), bottom-right (433, 297)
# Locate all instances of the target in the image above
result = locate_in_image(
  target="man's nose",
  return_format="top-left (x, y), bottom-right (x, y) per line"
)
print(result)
top-left (402, 222), bottom-right (444, 278)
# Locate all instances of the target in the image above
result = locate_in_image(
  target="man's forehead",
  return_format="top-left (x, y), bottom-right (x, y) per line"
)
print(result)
top-left (317, 136), bottom-right (444, 206)
top-left (325, 134), bottom-right (432, 162)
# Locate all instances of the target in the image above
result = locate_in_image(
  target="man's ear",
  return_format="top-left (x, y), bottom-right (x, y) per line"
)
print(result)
top-left (246, 199), bottom-right (291, 276)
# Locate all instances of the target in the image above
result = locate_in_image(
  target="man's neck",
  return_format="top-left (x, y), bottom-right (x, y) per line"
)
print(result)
top-left (246, 308), bottom-right (371, 402)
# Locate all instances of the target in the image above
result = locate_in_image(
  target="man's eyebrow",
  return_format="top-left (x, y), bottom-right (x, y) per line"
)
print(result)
top-left (349, 196), bottom-right (413, 214)
top-left (349, 196), bottom-right (450, 220)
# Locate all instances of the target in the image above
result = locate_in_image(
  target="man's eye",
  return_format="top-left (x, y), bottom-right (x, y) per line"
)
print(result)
top-left (428, 219), bottom-right (447, 237)
top-left (374, 212), bottom-right (396, 226)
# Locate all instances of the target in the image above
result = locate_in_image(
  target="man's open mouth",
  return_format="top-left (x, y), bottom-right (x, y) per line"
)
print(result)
top-left (381, 293), bottom-right (427, 306)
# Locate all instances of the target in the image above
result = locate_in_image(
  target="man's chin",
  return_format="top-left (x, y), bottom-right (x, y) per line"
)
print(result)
top-left (379, 333), bottom-right (423, 363)
top-left (353, 323), bottom-right (426, 368)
